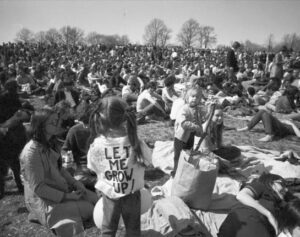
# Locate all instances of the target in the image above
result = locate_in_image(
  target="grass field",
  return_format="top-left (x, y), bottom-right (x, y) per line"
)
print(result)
top-left (1, 108), bottom-right (300, 237)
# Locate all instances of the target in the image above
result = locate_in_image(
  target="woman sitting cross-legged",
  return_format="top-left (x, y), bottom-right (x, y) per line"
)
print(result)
top-left (20, 106), bottom-right (98, 237)
top-left (236, 110), bottom-right (300, 142)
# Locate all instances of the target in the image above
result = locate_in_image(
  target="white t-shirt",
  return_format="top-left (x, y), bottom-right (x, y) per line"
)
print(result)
top-left (136, 90), bottom-right (157, 112)
top-left (121, 85), bottom-right (133, 98)
top-left (64, 90), bottom-right (76, 108)
top-left (87, 136), bottom-right (152, 199)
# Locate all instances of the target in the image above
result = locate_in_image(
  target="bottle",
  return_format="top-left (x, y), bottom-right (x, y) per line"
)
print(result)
top-left (63, 151), bottom-right (76, 175)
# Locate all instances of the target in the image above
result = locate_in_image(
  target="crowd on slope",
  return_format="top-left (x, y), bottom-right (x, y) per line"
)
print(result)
top-left (0, 41), bottom-right (300, 236)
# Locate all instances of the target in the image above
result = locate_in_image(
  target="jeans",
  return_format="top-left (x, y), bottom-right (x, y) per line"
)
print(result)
top-left (102, 191), bottom-right (141, 237)
top-left (247, 110), bottom-right (294, 137)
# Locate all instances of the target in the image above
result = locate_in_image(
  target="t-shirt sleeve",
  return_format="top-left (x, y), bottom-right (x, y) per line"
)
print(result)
top-left (244, 179), bottom-right (265, 199)
top-left (87, 140), bottom-right (103, 175)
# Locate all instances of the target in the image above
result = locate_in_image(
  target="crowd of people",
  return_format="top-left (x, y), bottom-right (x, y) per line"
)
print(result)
top-left (0, 40), bottom-right (300, 236)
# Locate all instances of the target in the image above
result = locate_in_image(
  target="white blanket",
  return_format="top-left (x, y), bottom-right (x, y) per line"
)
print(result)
top-left (151, 141), bottom-right (300, 237)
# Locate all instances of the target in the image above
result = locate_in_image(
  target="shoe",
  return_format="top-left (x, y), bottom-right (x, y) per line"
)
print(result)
top-left (258, 135), bottom-right (274, 142)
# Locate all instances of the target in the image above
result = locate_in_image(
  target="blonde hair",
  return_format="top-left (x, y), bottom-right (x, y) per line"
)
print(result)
top-left (183, 86), bottom-right (203, 104)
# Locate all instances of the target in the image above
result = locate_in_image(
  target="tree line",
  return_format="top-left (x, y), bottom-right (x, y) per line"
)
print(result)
top-left (13, 18), bottom-right (300, 52)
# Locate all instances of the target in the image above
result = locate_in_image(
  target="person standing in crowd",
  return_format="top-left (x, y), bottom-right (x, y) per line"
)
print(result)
top-left (172, 86), bottom-right (205, 176)
top-left (226, 41), bottom-right (241, 80)
top-left (0, 79), bottom-right (27, 198)
top-left (266, 53), bottom-right (284, 91)
top-left (20, 106), bottom-right (97, 237)
top-left (87, 97), bottom-right (152, 237)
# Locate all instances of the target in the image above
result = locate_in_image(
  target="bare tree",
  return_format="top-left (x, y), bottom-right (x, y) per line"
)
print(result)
top-left (119, 35), bottom-right (130, 45)
top-left (45, 28), bottom-right (62, 45)
top-left (199, 26), bottom-right (217, 48)
top-left (60, 26), bottom-right (84, 46)
top-left (177, 18), bottom-right (199, 48)
top-left (34, 31), bottom-right (46, 44)
top-left (143, 18), bottom-right (171, 47)
top-left (243, 39), bottom-right (265, 52)
top-left (282, 33), bottom-right (299, 50)
top-left (15, 28), bottom-right (34, 43)
top-left (85, 32), bottom-right (104, 45)
top-left (159, 28), bottom-right (171, 48)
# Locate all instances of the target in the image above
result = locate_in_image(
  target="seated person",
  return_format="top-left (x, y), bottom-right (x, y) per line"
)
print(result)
top-left (263, 85), bottom-right (298, 113)
top-left (136, 81), bottom-right (167, 123)
top-left (20, 106), bottom-right (98, 237)
top-left (61, 104), bottom-right (96, 190)
top-left (122, 75), bottom-right (139, 107)
top-left (200, 103), bottom-right (241, 161)
top-left (16, 65), bottom-right (37, 96)
top-left (53, 100), bottom-right (76, 140)
top-left (275, 85), bottom-right (298, 114)
top-left (237, 110), bottom-right (300, 142)
top-left (218, 173), bottom-right (296, 237)
top-left (87, 63), bottom-right (102, 86)
top-left (254, 85), bottom-right (279, 108)
top-left (54, 80), bottom-right (80, 111)
top-left (162, 75), bottom-right (179, 113)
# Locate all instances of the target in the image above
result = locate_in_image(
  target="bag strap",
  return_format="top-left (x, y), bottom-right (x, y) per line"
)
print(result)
top-left (192, 103), bottom-right (216, 152)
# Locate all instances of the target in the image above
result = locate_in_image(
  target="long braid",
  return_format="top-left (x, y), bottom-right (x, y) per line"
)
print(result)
top-left (88, 100), bottom-right (103, 144)
top-left (125, 109), bottom-right (144, 166)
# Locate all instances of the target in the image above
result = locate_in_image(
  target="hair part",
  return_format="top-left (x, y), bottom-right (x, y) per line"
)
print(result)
top-left (88, 97), bottom-right (144, 165)
top-left (29, 106), bottom-right (56, 148)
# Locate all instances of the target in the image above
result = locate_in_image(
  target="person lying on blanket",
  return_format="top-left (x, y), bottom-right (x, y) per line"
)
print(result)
top-left (218, 173), bottom-right (298, 237)
top-left (236, 110), bottom-right (300, 142)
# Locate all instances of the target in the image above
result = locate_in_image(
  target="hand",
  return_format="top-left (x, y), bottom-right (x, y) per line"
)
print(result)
top-left (73, 181), bottom-right (87, 194)
top-left (266, 212), bottom-right (278, 235)
top-left (203, 122), bottom-right (209, 134)
top-left (66, 190), bottom-right (84, 201)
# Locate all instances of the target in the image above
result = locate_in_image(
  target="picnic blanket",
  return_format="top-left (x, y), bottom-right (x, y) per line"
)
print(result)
top-left (150, 141), bottom-right (300, 237)
top-left (152, 141), bottom-right (300, 179)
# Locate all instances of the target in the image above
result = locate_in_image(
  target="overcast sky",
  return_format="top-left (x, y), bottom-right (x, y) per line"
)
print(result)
top-left (0, 0), bottom-right (299, 46)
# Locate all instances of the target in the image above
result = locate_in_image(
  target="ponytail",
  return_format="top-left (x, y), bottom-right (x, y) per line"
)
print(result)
top-left (125, 109), bottom-right (144, 166)
top-left (88, 100), bottom-right (105, 144)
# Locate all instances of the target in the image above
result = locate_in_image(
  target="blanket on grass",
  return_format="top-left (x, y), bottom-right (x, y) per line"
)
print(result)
top-left (150, 141), bottom-right (300, 237)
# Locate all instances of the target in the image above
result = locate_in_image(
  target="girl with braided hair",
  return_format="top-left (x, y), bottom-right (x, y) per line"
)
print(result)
top-left (87, 96), bottom-right (152, 237)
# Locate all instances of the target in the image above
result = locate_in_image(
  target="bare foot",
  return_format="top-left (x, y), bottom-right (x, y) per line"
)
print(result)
top-left (259, 135), bottom-right (274, 142)
top-left (236, 127), bottom-right (248, 132)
